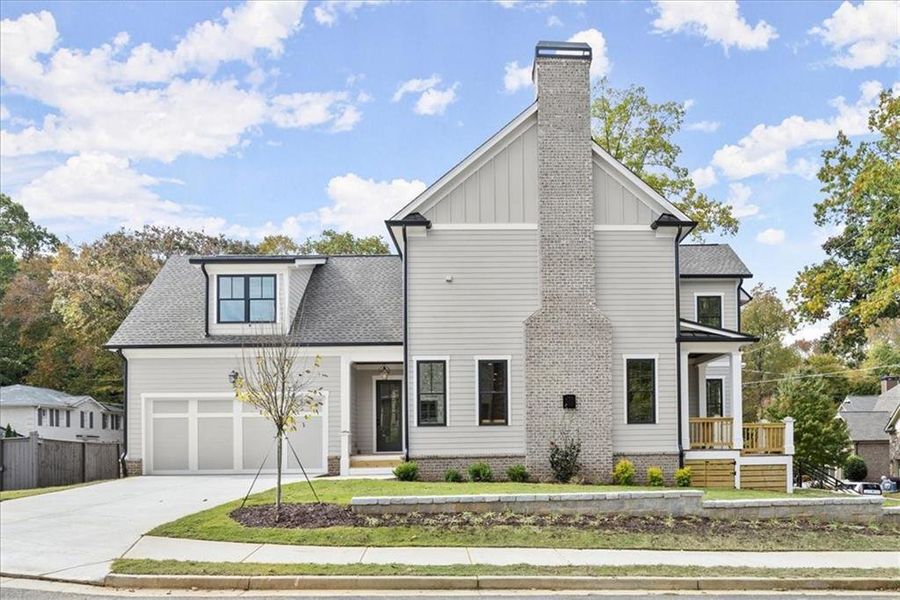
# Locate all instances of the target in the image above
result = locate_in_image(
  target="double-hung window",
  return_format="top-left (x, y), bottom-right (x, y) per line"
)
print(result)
top-left (696, 295), bottom-right (723, 328)
top-left (625, 357), bottom-right (656, 424)
top-left (706, 379), bottom-right (723, 417)
top-left (478, 359), bottom-right (509, 426)
top-left (416, 360), bottom-right (446, 426)
top-left (102, 414), bottom-right (108, 429)
top-left (218, 275), bottom-right (276, 323)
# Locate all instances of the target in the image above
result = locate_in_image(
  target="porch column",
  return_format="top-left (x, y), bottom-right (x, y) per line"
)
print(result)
top-left (698, 363), bottom-right (708, 417)
top-left (680, 351), bottom-right (690, 450)
top-left (339, 356), bottom-right (351, 476)
top-left (731, 350), bottom-right (743, 450)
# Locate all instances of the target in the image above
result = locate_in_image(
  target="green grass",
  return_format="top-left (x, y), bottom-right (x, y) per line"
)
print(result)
top-left (111, 559), bottom-right (900, 580)
top-left (0, 480), bottom-right (104, 502)
top-left (148, 479), bottom-right (899, 552)
top-left (883, 492), bottom-right (900, 507)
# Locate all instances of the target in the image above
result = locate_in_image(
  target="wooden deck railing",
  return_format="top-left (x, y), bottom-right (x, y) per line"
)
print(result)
top-left (689, 417), bottom-right (733, 449)
top-left (743, 422), bottom-right (785, 454)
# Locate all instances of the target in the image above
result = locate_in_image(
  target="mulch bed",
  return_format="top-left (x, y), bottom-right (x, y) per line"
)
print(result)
top-left (230, 503), bottom-right (896, 536)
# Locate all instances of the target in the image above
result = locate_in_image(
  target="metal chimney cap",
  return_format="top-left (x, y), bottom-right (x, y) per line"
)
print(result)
top-left (535, 40), bottom-right (592, 60)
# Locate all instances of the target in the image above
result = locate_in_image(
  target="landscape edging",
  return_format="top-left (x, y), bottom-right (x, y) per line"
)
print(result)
top-left (103, 573), bottom-right (900, 592)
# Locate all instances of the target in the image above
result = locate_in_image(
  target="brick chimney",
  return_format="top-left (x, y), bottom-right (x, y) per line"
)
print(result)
top-left (882, 376), bottom-right (899, 394)
top-left (524, 41), bottom-right (614, 481)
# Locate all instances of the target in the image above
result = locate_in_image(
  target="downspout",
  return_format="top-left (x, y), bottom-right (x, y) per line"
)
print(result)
top-left (737, 278), bottom-right (743, 332)
top-left (674, 226), bottom-right (685, 468)
top-left (401, 226), bottom-right (410, 462)
top-left (116, 349), bottom-right (128, 478)
top-left (200, 263), bottom-right (210, 337)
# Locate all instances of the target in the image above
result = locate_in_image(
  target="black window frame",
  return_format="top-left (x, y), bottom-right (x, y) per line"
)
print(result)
top-left (89, 412), bottom-right (94, 429)
top-left (37, 408), bottom-right (44, 426)
top-left (66, 410), bottom-right (71, 428)
top-left (216, 274), bottom-right (277, 324)
top-left (102, 414), bottom-right (108, 429)
top-left (477, 359), bottom-right (509, 426)
top-left (696, 295), bottom-right (723, 329)
top-left (626, 357), bottom-right (657, 425)
top-left (416, 360), bottom-right (447, 427)
top-left (80, 411), bottom-right (85, 428)
top-left (706, 378), bottom-right (724, 417)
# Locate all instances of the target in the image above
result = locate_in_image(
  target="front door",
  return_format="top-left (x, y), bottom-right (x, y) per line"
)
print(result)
top-left (375, 380), bottom-right (403, 452)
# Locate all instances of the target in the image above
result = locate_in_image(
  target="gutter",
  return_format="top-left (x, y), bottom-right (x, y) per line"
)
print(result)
top-left (200, 263), bottom-right (210, 338)
top-left (116, 349), bottom-right (128, 478)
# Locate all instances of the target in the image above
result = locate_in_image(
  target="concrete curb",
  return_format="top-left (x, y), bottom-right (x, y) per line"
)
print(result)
top-left (104, 573), bottom-right (900, 592)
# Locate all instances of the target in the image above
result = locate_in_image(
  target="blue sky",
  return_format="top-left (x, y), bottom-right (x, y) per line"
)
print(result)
top-left (1, 1), bottom-right (897, 339)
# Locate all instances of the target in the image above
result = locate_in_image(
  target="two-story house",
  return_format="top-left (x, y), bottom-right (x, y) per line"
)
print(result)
top-left (0, 384), bottom-right (124, 444)
top-left (107, 41), bottom-right (794, 491)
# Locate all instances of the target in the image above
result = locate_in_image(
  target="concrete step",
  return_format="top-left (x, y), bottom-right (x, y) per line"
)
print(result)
top-left (350, 454), bottom-right (403, 469)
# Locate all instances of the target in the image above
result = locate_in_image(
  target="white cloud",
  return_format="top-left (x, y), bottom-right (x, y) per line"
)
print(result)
top-left (710, 80), bottom-right (890, 180)
top-left (392, 75), bottom-right (459, 116)
top-left (756, 227), bottom-right (785, 245)
top-left (313, 1), bottom-right (384, 27)
top-left (547, 15), bottom-right (563, 27)
top-left (568, 29), bottom-right (611, 79)
top-left (685, 120), bottom-right (720, 133)
top-left (651, 0), bottom-right (778, 52)
top-left (502, 28), bottom-right (610, 94)
top-left (726, 182), bottom-right (759, 218)
top-left (503, 61), bottom-right (533, 93)
top-left (270, 91), bottom-right (361, 132)
top-left (691, 165), bottom-right (718, 189)
top-left (0, 105), bottom-right (9, 120)
top-left (809, 0), bottom-right (900, 69)
top-left (415, 84), bottom-right (459, 116)
top-left (318, 173), bottom-right (427, 236)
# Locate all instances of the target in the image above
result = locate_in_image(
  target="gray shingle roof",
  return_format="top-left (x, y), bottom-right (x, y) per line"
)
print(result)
top-left (106, 254), bottom-right (402, 347)
top-left (0, 384), bottom-right (119, 411)
top-left (680, 244), bottom-right (752, 278)
top-left (838, 387), bottom-right (900, 442)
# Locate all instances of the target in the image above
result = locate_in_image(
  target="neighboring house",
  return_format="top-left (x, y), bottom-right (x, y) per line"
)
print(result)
top-left (107, 42), bottom-right (794, 490)
top-left (838, 376), bottom-right (900, 479)
top-left (0, 384), bottom-right (124, 444)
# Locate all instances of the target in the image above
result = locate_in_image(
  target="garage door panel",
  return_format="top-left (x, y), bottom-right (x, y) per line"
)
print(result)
top-left (153, 418), bottom-right (189, 471)
top-left (285, 416), bottom-right (324, 471)
top-left (153, 400), bottom-right (188, 414)
top-left (198, 400), bottom-right (233, 413)
top-left (198, 417), bottom-right (234, 470)
top-left (242, 417), bottom-right (278, 470)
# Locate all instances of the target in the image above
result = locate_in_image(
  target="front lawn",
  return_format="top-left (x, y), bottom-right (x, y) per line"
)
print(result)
top-left (112, 558), bottom-right (900, 580)
top-left (149, 479), bottom-right (899, 552)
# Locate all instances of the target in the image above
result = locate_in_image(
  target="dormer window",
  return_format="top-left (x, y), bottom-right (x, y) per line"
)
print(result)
top-left (696, 295), bottom-right (722, 329)
top-left (217, 275), bottom-right (276, 323)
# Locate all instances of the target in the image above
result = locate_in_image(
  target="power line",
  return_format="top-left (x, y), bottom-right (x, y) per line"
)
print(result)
top-left (742, 363), bottom-right (900, 386)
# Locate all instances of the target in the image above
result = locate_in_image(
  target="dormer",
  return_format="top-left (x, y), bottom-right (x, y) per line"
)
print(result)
top-left (189, 256), bottom-right (326, 336)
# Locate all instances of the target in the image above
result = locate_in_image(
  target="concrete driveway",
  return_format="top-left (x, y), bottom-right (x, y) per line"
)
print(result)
top-left (0, 474), bottom-right (281, 583)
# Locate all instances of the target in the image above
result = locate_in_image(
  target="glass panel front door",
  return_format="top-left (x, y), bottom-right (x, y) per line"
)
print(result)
top-left (375, 380), bottom-right (403, 452)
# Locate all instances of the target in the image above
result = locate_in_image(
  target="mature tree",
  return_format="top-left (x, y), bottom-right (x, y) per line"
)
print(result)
top-left (855, 341), bottom-right (900, 392)
top-left (0, 194), bottom-right (59, 295)
top-left (789, 90), bottom-right (899, 359)
top-left (740, 285), bottom-right (800, 420)
top-left (230, 336), bottom-right (323, 517)
top-left (765, 371), bottom-right (851, 469)
top-left (258, 235), bottom-right (302, 255)
top-left (299, 229), bottom-right (389, 255)
top-left (590, 79), bottom-right (738, 238)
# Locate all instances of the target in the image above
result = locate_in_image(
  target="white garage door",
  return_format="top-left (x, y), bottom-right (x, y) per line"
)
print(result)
top-left (145, 394), bottom-right (327, 475)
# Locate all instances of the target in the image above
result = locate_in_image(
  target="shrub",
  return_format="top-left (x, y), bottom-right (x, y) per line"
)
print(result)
top-left (549, 439), bottom-right (582, 482)
top-left (506, 464), bottom-right (530, 483)
top-left (444, 468), bottom-right (464, 483)
top-left (612, 459), bottom-right (636, 485)
top-left (675, 466), bottom-right (692, 487)
top-left (844, 454), bottom-right (868, 481)
top-left (393, 461), bottom-right (418, 481)
top-left (647, 466), bottom-right (664, 487)
top-left (468, 462), bottom-right (493, 482)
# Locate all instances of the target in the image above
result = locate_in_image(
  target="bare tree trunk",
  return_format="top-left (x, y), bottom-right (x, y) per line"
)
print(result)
top-left (275, 432), bottom-right (283, 520)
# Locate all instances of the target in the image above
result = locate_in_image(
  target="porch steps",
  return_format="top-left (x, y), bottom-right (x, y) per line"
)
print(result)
top-left (350, 454), bottom-right (404, 469)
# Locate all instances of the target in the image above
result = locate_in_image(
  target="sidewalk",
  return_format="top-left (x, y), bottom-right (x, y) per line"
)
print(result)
top-left (125, 535), bottom-right (900, 570)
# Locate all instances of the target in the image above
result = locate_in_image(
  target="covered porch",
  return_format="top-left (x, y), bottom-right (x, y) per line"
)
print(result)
top-left (679, 321), bottom-right (794, 492)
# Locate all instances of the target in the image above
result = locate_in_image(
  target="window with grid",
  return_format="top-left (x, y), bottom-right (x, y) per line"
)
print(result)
top-left (478, 359), bottom-right (508, 426)
top-left (416, 361), bottom-right (446, 426)
top-left (626, 358), bottom-right (656, 424)
top-left (218, 275), bottom-right (276, 323)
top-left (696, 296), bottom-right (722, 328)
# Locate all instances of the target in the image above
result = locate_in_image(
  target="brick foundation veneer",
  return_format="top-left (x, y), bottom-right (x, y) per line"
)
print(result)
top-left (410, 455), bottom-right (526, 481)
top-left (327, 455), bottom-right (340, 476)
top-left (613, 453), bottom-right (681, 485)
top-left (124, 459), bottom-right (143, 476)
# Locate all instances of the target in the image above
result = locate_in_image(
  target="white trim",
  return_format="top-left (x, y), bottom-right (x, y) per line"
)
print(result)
top-left (390, 103), bottom-right (538, 220)
top-left (622, 354), bottom-right (660, 425)
top-left (411, 356), bottom-right (450, 428)
top-left (473, 355), bottom-right (512, 427)
top-left (591, 142), bottom-right (691, 222)
top-left (429, 223), bottom-right (537, 231)
top-left (593, 224), bottom-right (652, 231)
top-left (680, 320), bottom-right (748, 340)
top-left (371, 375), bottom-right (403, 453)
top-left (121, 345), bottom-right (403, 360)
top-left (693, 292), bottom-right (725, 328)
